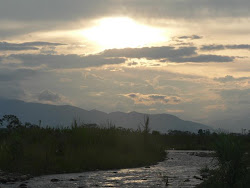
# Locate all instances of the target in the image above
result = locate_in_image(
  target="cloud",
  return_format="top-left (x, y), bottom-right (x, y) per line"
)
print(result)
top-left (238, 100), bottom-right (250, 105)
top-left (0, 84), bottom-right (27, 100)
top-left (40, 46), bottom-right (57, 55)
top-left (102, 46), bottom-right (197, 59)
top-left (0, 45), bottom-right (235, 71)
top-left (226, 44), bottom-right (250, 50)
top-left (1, 0), bottom-right (250, 23)
top-left (101, 46), bottom-right (234, 63)
top-left (123, 0), bottom-right (250, 19)
top-left (0, 42), bottom-right (38, 51)
top-left (220, 89), bottom-right (250, 99)
top-left (0, 0), bottom-right (116, 22)
top-left (168, 55), bottom-right (234, 63)
top-left (17, 41), bottom-right (66, 47)
top-left (127, 62), bottom-right (138, 66)
top-left (36, 90), bottom-right (72, 105)
top-left (219, 88), bottom-right (250, 107)
top-left (37, 90), bottom-right (61, 102)
top-left (0, 68), bottom-right (40, 101)
top-left (204, 104), bottom-right (226, 112)
top-left (3, 54), bottom-right (126, 69)
top-left (0, 68), bottom-right (37, 82)
top-left (0, 41), bottom-right (65, 51)
top-left (200, 45), bottom-right (225, 51)
top-left (1, 1), bottom-right (250, 39)
top-left (178, 35), bottom-right (203, 40)
top-left (124, 93), bottom-right (182, 105)
top-left (201, 44), bottom-right (250, 51)
top-left (214, 75), bottom-right (250, 82)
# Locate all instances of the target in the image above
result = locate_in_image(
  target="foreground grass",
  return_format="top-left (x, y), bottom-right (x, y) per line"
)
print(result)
top-left (0, 116), bottom-right (166, 176)
top-left (197, 134), bottom-right (250, 188)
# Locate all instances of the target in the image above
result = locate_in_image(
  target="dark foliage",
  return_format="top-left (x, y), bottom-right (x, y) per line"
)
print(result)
top-left (197, 134), bottom-right (250, 188)
top-left (0, 115), bottom-right (166, 175)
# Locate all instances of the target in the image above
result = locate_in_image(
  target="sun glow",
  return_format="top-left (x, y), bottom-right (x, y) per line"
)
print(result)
top-left (82, 17), bottom-right (167, 49)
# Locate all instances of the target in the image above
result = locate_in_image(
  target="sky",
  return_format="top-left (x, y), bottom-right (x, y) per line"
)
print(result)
top-left (0, 0), bottom-right (250, 131)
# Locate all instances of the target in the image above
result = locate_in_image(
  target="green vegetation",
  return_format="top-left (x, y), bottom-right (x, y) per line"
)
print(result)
top-left (164, 129), bottom-right (215, 150)
top-left (0, 115), bottom-right (166, 175)
top-left (197, 134), bottom-right (250, 188)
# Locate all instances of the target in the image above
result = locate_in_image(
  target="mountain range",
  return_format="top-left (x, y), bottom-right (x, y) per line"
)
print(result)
top-left (0, 98), bottom-right (212, 133)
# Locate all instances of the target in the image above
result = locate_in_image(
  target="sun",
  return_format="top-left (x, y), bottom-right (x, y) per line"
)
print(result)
top-left (82, 17), bottom-right (167, 49)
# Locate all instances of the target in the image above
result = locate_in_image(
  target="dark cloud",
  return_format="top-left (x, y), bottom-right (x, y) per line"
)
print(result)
top-left (102, 46), bottom-right (197, 59)
top-left (37, 90), bottom-right (62, 102)
top-left (226, 44), bottom-right (250, 50)
top-left (148, 94), bottom-right (166, 100)
top-left (1, 45), bottom-right (235, 67)
top-left (175, 42), bottom-right (194, 46)
top-left (214, 75), bottom-right (250, 82)
top-left (1, 1), bottom-right (250, 39)
top-left (200, 45), bottom-right (225, 51)
top-left (169, 55), bottom-right (234, 63)
top-left (128, 93), bottom-right (137, 98)
top-left (0, 0), bottom-right (250, 23)
top-left (178, 35), bottom-right (203, 40)
top-left (101, 46), bottom-right (234, 63)
top-left (0, 0), bottom-right (116, 23)
top-left (127, 62), bottom-right (138, 66)
top-left (5, 54), bottom-right (126, 69)
top-left (123, 0), bottom-right (250, 19)
top-left (201, 44), bottom-right (250, 51)
top-left (18, 41), bottom-right (66, 47)
top-left (0, 41), bottom-right (65, 51)
top-left (0, 42), bottom-right (38, 51)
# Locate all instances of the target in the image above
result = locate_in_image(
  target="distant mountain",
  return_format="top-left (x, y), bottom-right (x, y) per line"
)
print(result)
top-left (0, 99), bottom-right (211, 133)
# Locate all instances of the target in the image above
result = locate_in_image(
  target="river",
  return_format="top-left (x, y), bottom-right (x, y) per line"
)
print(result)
top-left (3, 150), bottom-right (215, 188)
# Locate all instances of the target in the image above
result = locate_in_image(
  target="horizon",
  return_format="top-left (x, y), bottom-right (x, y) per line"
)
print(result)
top-left (0, 97), bottom-right (229, 133)
top-left (0, 1), bottom-right (250, 132)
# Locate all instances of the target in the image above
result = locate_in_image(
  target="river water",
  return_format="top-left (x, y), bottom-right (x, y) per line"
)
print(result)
top-left (3, 150), bottom-right (215, 188)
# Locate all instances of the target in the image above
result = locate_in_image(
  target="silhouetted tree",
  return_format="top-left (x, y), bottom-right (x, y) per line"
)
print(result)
top-left (0, 115), bottom-right (22, 129)
top-left (140, 115), bottom-right (150, 134)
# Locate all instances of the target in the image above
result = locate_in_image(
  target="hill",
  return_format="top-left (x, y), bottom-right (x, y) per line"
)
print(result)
top-left (0, 99), bottom-right (211, 133)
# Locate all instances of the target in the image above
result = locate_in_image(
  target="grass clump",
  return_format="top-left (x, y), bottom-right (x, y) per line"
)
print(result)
top-left (197, 134), bottom-right (250, 188)
top-left (0, 115), bottom-right (166, 176)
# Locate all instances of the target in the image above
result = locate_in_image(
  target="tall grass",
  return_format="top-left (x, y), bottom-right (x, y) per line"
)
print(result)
top-left (197, 134), bottom-right (250, 188)
top-left (0, 116), bottom-right (166, 175)
top-left (215, 134), bottom-right (246, 186)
